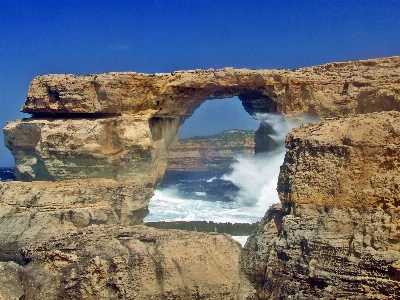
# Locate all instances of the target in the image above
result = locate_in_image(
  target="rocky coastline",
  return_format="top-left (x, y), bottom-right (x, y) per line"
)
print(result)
top-left (1, 56), bottom-right (399, 299)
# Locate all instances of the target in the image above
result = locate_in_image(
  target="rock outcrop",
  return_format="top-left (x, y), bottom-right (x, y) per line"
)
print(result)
top-left (145, 221), bottom-right (259, 236)
top-left (13, 226), bottom-right (254, 299)
top-left (0, 179), bottom-right (152, 263)
top-left (4, 114), bottom-right (180, 184)
top-left (1, 56), bottom-right (400, 299)
top-left (167, 130), bottom-right (255, 172)
top-left (241, 111), bottom-right (400, 299)
top-left (6, 56), bottom-right (400, 182)
top-left (21, 56), bottom-right (400, 118)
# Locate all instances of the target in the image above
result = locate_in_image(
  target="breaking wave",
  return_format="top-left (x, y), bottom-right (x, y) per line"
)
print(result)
top-left (146, 113), bottom-right (318, 224)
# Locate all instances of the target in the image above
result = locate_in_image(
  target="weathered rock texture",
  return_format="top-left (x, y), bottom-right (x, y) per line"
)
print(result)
top-left (17, 225), bottom-right (253, 299)
top-left (4, 114), bottom-right (180, 183)
top-left (0, 261), bottom-right (24, 300)
top-left (241, 111), bottom-right (400, 299)
top-left (22, 56), bottom-right (400, 118)
top-left (1, 56), bottom-right (400, 299)
top-left (6, 56), bottom-right (400, 182)
top-left (0, 179), bottom-right (152, 263)
top-left (167, 130), bottom-right (255, 172)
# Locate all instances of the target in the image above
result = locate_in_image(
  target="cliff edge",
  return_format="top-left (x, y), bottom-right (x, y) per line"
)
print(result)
top-left (241, 111), bottom-right (400, 299)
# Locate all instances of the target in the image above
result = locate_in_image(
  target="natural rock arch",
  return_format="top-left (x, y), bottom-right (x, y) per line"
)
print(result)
top-left (6, 56), bottom-right (400, 183)
top-left (1, 56), bottom-right (400, 299)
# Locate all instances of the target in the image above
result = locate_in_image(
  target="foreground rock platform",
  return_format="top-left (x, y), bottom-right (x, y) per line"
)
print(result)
top-left (0, 179), bottom-right (152, 263)
top-left (242, 111), bottom-right (400, 299)
top-left (9, 225), bottom-right (254, 299)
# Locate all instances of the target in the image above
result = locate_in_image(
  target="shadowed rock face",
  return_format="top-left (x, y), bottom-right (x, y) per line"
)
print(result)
top-left (241, 111), bottom-right (400, 299)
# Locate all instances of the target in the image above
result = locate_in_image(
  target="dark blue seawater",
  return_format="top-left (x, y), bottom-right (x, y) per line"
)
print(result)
top-left (159, 170), bottom-right (239, 202)
top-left (0, 167), bottom-right (15, 182)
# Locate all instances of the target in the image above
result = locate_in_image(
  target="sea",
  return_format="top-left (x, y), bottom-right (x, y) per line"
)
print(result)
top-left (0, 167), bottom-right (15, 182)
top-left (145, 113), bottom-right (296, 225)
top-left (0, 114), bottom-right (303, 246)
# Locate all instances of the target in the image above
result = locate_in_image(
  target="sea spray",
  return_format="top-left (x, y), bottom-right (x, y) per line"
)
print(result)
top-left (222, 113), bottom-right (293, 211)
top-left (145, 113), bottom-right (318, 224)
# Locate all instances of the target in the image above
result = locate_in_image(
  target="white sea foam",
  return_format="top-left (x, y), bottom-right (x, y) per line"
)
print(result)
top-left (145, 113), bottom-right (317, 224)
top-left (145, 188), bottom-right (262, 223)
top-left (206, 176), bottom-right (217, 183)
top-left (232, 236), bottom-right (249, 246)
top-left (221, 113), bottom-right (294, 211)
top-left (195, 191), bottom-right (207, 196)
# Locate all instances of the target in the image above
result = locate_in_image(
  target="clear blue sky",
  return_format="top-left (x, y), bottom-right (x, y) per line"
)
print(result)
top-left (1, 0), bottom-right (399, 166)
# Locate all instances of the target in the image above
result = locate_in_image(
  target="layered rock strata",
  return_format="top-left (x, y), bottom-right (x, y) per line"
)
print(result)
top-left (8, 226), bottom-right (254, 299)
top-left (4, 114), bottom-right (180, 183)
top-left (22, 56), bottom-right (400, 118)
top-left (167, 130), bottom-right (255, 172)
top-left (145, 221), bottom-right (259, 236)
top-left (1, 56), bottom-right (399, 299)
top-left (0, 179), bottom-right (152, 263)
top-left (241, 111), bottom-right (400, 299)
top-left (6, 56), bottom-right (400, 182)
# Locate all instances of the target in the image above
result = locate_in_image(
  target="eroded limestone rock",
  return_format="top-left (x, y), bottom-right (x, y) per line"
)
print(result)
top-left (17, 225), bottom-right (254, 299)
top-left (22, 57), bottom-right (400, 118)
top-left (279, 111), bottom-right (400, 210)
top-left (0, 179), bottom-right (152, 263)
top-left (0, 262), bottom-right (24, 300)
top-left (241, 112), bottom-right (400, 299)
top-left (4, 114), bottom-right (180, 183)
top-left (2, 57), bottom-right (400, 299)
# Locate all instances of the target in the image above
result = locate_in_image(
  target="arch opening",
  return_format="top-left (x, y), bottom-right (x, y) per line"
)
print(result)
top-left (145, 95), bottom-right (294, 235)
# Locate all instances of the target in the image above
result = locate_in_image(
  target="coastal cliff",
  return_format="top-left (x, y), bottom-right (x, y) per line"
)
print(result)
top-left (1, 56), bottom-right (399, 299)
top-left (241, 111), bottom-right (400, 299)
top-left (167, 130), bottom-right (255, 172)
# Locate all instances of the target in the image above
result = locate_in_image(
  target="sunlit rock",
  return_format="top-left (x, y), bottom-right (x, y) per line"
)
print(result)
top-left (1, 56), bottom-right (400, 299)
top-left (242, 111), bottom-right (400, 299)
top-left (4, 114), bottom-right (180, 184)
top-left (22, 57), bottom-right (400, 118)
